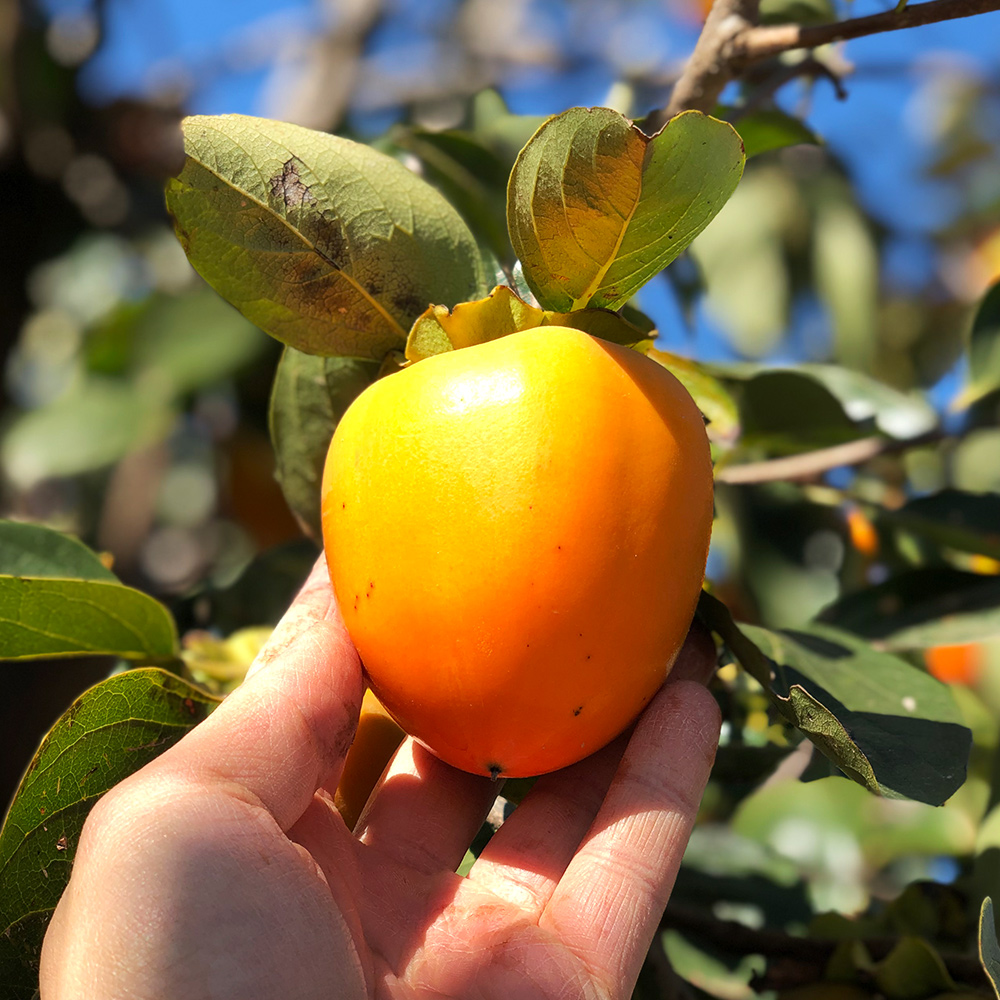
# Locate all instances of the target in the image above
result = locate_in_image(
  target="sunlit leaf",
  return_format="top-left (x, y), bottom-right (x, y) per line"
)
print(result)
top-left (796, 364), bottom-right (937, 439)
top-left (698, 591), bottom-right (970, 804)
top-left (712, 363), bottom-right (935, 455)
top-left (165, 114), bottom-right (490, 361)
top-left (508, 107), bottom-right (744, 312)
top-left (0, 522), bottom-right (178, 661)
top-left (730, 109), bottom-right (821, 159)
top-left (820, 567), bottom-right (1000, 650)
top-left (980, 897), bottom-right (1000, 1000)
top-left (0, 668), bottom-right (217, 998)
top-left (955, 280), bottom-right (1000, 410)
top-left (405, 285), bottom-right (648, 362)
top-left (269, 347), bottom-right (379, 540)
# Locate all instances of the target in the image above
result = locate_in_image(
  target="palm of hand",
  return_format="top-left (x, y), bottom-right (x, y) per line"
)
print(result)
top-left (40, 563), bottom-right (718, 1000)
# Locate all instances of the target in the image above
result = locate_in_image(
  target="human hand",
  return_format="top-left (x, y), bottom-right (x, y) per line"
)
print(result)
top-left (40, 557), bottom-right (720, 1000)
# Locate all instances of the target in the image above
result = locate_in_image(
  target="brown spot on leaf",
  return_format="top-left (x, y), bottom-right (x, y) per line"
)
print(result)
top-left (55, 835), bottom-right (68, 851)
top-left (269, 158), bottom-right (317, 211)
top-left (315, 210), bottom-right (349, 267)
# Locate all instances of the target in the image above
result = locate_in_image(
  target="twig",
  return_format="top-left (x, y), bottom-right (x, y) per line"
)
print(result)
top-left (715, 436), bottom-right (885, 484)
top-left (714, 430), bottom-right (942, 485)
top-left (729, 55), bottom-right (848, 123)
top-left (657, 0), bottom-right (1000, 120)
top-left (731, 0), bottom-right (1000, 66)
top-left (646, 0), bottom-right (761, 130)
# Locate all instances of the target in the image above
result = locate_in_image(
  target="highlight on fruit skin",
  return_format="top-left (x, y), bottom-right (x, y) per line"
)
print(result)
top-left (322, 326), bottom-right (714, 778)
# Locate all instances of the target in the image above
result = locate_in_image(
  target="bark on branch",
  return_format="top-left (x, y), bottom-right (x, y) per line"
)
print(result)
top-left (649, 0), bottom-right (1000, 127)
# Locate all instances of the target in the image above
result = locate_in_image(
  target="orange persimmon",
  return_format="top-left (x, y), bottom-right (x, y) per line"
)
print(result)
top-left (321, 326), bottom-right (714, 777)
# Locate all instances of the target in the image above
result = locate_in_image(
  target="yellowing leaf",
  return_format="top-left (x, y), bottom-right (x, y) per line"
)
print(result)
top-left (165, 114), bottom-right (491, 361)
top-left (507, 108), bottom-right (745, 312)
top-left (405, 285), bottom-right (649, 362)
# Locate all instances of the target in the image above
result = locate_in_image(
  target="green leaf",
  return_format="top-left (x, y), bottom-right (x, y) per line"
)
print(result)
top-left (165, 114), bottom-right (490, 361)
top-left (1, 379), bottom-right (174, 489)
top-left (269, 347), bottom-right (379, 541)
top-left (731, 109), bottom-right (821, 159)
top-left (713, 364), bottom-right (935, 456)
top-left (698, 591), bottom-right (971, 804)
top-left (645, 349), bottom-right (740, 442)
top-left (507, 107), bottom-right (745, 312)
top-left (0, 521), bottom-right (178, 661)
top-left (759, 0), bottom-right (835, 24)
top-left (873, 937), bottom-right (957, 1000)
top-left (689, 170), bottom-right (795, 358)
top-left (130, 287), bottom-right (268, 396)
top-left (405, 285), bottom-right (649, 362)
top-left (884, 490), bottom-right (1000, 561)
top-left (796, 364), bottom-right (937, 439)
top-left (0, 521), bottom-right (116, 582)
top-left (812, 179), bottom-right (879, 371)
top-left (980, 897), bottom-right (1000, 1000)
top-left (820, 568), bottom-right (1000, 650)
top-left (389, 126), bottom-right (511, 261)
top-left (0, 668), bottom-right (217, 998)
top-left (955, 280), bottom-right (1000, 410)
top-left (738, 370), bottom-right (860, 451)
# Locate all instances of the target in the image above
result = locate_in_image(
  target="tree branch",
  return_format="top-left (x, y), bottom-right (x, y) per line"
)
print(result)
top-left (714, 430), bottom-right (941, 485)
top-left (733, 0), bottom-right (1000, 64)
top-left (655, 0), bottom-right (1000, 123)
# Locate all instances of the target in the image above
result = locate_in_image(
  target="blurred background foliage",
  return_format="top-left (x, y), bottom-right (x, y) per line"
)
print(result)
top-left (4, 0), bottom-right (1000, 997)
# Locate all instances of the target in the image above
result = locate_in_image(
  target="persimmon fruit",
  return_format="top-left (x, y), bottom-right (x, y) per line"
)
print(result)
top-left (334, 688), bottom-right (405, 830)
top-left (321, 326), bottom-right (713, 778)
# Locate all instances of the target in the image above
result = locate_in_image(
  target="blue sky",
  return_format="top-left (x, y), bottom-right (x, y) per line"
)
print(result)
top-left (38, 0), bottom-right (1000, 382)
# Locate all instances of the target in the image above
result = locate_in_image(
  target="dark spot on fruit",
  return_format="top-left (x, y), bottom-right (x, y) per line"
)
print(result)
top-left (586, 655), bottom-right (591, 660)
top-left (342, 502), bottom-right (346, 509)
top-left (488, 763), bottom-right (503, 780)
top-left (573, 706), bottom-right (583, 716)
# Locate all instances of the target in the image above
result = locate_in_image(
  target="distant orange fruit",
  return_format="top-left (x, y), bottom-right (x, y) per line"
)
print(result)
top-left (925, 642), bottom-right (983, 686)
top-left (845, 505), bottom-right (879, 557)
top-left (321, 327), bottom-right (714, 777)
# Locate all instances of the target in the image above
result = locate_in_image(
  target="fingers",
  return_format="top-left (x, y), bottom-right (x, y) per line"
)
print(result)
top-left (465, 735), bottom-right (624, 911)
top-left (146, 556), bottom-right (364, 831)
top-left (466, 625), bottom-right (718, 914)
top-left (355, 738), bottom-right (500, 875)
top-left (540, 679), bottom-right (721, 993)
top-left (668, 619), bottom-right (718, 685)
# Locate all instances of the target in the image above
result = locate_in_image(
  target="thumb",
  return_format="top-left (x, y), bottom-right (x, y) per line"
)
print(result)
top-left (152, 556), bottom-right (363, 831)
